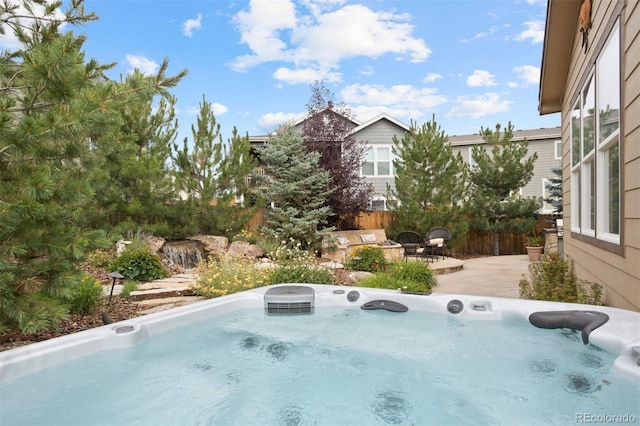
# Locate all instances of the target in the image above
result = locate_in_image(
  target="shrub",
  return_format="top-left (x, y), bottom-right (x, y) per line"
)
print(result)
top-left (345, 246), bottom-right (388, 272)
top-left (66, 275), bottom-right (104, 315)
top-left (192, 254), bottom-right (270, 298)
top-left (519, 254), bottom-right (603, 305)
top-left (387, 261), bottom-right (437, 292)
top-left (86, 249), bottom-right (115, 268)
top-left (356, 261), bottom-right (437, 293)
top-left (267, 263), bottom-right (334, 285)
top-left (109, 247), bottom-right (167, 282)
top-left (120, 280), bottom-right (139, 299)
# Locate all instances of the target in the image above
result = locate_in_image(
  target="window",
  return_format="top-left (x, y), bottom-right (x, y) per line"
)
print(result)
top-left (370, 198), bottom-right (387, 211)
top-left (468, 147), bottom-right (477, 169)
top-left (362, 146), bottom-right (393, 176)
top-left (570, 19), bottom-right (620, 245)
top-left (554, 140), bottom-right (562, 160)
top-left (542, 178), bottom-right (554, 213)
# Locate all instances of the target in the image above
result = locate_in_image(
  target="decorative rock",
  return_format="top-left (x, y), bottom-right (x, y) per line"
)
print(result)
top-left (319, 261), bottom-right (344, 270)
top-left (146, 236), bottom-right (166, 253)
top-left (188, 234), bottom-right (229, 255)
top-left (116, 240), bottom-right (131, 256)
top-left (227, 240), bottom-right (264, 258)
top-left (348, 271), bottom-right (374, 282)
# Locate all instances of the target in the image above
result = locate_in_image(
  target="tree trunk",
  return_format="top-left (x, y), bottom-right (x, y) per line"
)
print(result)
top-left (493, 231), bottom-right (500, 256)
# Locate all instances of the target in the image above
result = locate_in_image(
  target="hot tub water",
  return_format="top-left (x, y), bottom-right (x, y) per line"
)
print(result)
top-left (1, 306), bottom-right (638, 425)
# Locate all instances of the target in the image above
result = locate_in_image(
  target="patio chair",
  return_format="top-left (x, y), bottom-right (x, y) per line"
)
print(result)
top-left (395, 231), bottom-right (425, 261)
top-left (426, 228), bottom-right (452, 261)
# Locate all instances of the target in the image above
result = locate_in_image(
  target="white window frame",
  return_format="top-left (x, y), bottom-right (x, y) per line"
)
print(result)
top-left (361, 146), bottom-right (393, 177)
top-left (541, 178), bottom-right (555, 213)
top-left (554, 140), bottom-right (562, 160)
top-left (569, 18), bottom-right (621, 246)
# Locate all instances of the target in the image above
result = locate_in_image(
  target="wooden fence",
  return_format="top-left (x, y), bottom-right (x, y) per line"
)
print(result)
top-left (245, 209), bottom-right (556, 256)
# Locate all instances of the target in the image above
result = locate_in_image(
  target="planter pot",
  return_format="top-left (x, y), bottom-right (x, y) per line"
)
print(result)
top-left (526, 246), bottom-right (544, 261)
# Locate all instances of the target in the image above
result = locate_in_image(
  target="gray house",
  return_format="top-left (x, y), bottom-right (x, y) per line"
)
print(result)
top-left (249, 112), bottom-right (560, 212)
top-left (449, 126), bottom-right (562, 213)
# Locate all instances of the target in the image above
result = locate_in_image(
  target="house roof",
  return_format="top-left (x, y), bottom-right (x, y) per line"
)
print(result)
top-left (538, 0), bottom-right (581, 115)
top-left (349, 112), bottom-right (411, 135)
top-left (448, 126), bottom-right (561, 146)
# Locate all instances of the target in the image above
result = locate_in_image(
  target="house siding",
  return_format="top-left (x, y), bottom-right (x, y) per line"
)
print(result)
top-left (449, 128), bottom-right (562, 205)
top-left (352, 118), bottom-right (408, 200)
top-left (558, 0), bottom-right (639, 311)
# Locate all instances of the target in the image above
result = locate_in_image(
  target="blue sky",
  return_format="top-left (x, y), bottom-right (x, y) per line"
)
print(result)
top-left (4, 0), bottom-right (561, 142)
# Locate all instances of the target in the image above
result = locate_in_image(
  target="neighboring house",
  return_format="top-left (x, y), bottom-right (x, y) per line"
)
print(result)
top-left (249, 113), bottom-right (561, 212)
top-left (538, 0), bottom-right (639, 310)
top-left (449, 127), bottom-right (562, 212)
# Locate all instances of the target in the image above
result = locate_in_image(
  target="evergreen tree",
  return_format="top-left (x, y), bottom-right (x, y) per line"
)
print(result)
top-left (89, 68), bottom-right (184, 236)
top-left (301, 81), bottom-right (375, 230)
top-left (0, 0), bottom-right (184, 332)
top-left (387, 117), bottom-right (469, 243)
top-left (171, 95), bottom-right (256, 236)
top-left (468, 123), bottom-right (541, 255)
top-left (544, 166), bottom-right (563, 213)
top-left (253, 125), bottom-right (334, 251)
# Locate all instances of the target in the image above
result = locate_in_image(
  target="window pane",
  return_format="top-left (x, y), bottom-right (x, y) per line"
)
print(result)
top-left (582, 160), bottom-right (595, 232)
top-left (604, 141), bottom-right (620, 234)
top-left (377, 147), bottom-right (389, 162)
top-left (598, 24), bottom-right (620, 143)
top-left (555, 140), bottom-right (562, 159)
top-left (571, 170), bottom-right (581, 230)
top-left (362, 162), bottom-right (374, 176)
top-left (583, 76), bottom-right (595, 156)
top-left (571, 103), bottom-right (581, 166)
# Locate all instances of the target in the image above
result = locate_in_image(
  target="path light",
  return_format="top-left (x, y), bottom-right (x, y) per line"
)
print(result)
top-left (107, 271), bottom-right (125, 304)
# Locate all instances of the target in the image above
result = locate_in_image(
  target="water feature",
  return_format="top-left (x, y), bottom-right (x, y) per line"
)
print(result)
top-left (161, 240), bottom-right (204, 270)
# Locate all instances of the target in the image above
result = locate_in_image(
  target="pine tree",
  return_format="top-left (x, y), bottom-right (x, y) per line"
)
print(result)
top-left (301, 81), bottom-right (375, 229)
top-left (253, 125), bottom-right (334, 251)
top-left (87, 63), bottom-right (186, 237)
top-left (468, 123), bottom-right (541, 255)
top-left (387, 117), bottom-right (469, 242)
top-left (544, 166), bottom-right (563, 213)
top-left (0, 1), bottom-right (185, 332)
top-left (171, 95), bottom-right (256, 236)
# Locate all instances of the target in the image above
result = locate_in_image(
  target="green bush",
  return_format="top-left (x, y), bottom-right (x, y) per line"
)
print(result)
top-left (267, 264), bottom-right (335, 285)
top-left (192, 254), bottom-right (270, 298)
top-left (120, 280), bottom-right (139, 298)
top-left (345, 246), bottom-right (388, 272)
top-left (387, 261), bottom-right (437, 292)
top-left (356, 261), bottom-right (437, 294)
top-left (109, 247), bottom-right (167, 282)
top-left (86, 249), bottom-right (115, 268)
top-left (66, 275), bottom-right (104, 315)
top-left (519, 254), bottom-right (603, 305)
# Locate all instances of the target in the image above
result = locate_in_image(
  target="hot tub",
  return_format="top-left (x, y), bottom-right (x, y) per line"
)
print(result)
top-left (1, 284), bottom-right (639, 425)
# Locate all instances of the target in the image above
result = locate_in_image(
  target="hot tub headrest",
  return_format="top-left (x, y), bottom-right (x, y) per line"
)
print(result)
top-left (529, 310), bottom-right (609, 345)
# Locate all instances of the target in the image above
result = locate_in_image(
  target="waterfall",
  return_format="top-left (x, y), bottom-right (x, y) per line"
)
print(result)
top-left (161, 240), bottom-right (204, 270)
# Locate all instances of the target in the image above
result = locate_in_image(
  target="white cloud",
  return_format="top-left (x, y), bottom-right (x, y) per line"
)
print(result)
top-left (230, 1), bottom-right (430, 78)
top-left (212, 103), bottom-right (228, 115)
top-left (514, 20), bottom-right (544, 44)
top-left (467, 70), bottom-right (497, 87)
top-left (182, 13), bottom-right (203, 37)
top-left (125, 54), bottom-right (160, 75)
top-left (230, 0), bottom-right (298, 72)
top-left (273, 66), bottom-right (342, 84)
top-left (460, 26), bottom-right (497, 43)
top-left (446, 93), bottom-right (511, 119)
top-left (360, 65), bottom-right (374, 76)
top-left (423, 73), bottom-right (442, 84)
top-left (341, 83), bottom-right (447, 110)
top-left (511, 64), bottom-right (540, 86)
top-left (258, 111), bottom-right (303, 130)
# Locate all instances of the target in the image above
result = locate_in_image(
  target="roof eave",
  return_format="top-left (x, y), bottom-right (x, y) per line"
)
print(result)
top-left (538, 0), bottom-right (581, 115)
